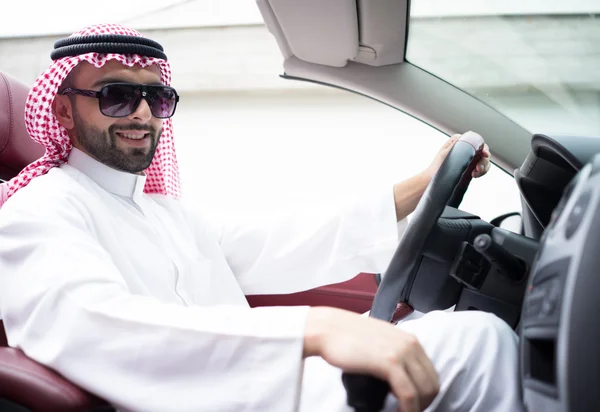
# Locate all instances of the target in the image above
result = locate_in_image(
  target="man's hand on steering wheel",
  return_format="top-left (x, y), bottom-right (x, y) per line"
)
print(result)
top-left (426, 134), bottom-right (491, 180)
top-left (393, 133), bottom-right (491, 223)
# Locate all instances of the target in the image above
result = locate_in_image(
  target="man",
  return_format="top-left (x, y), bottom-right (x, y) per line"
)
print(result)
top-left (0, 24), bottom-right (523, 412)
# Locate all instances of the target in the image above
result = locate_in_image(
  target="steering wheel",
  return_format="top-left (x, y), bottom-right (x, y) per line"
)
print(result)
top-left (342, 131), bottom-right (485, 412)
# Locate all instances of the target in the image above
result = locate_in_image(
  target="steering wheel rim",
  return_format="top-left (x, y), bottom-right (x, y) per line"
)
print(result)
top-left (370, 131), bottom-right (485, 322)
top-left (341, 131), bottom-right (486, 412)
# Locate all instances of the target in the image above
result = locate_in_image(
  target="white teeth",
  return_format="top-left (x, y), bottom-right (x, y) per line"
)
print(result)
top-left (119, 132), bottom-right (146, 140)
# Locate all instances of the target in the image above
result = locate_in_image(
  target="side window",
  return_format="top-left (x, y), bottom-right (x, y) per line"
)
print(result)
top-left (175, 89), bottom-right (521, 222)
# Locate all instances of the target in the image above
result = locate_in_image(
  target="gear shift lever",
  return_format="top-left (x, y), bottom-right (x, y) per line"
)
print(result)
top-left (342, 372), bottom-right (390, 412)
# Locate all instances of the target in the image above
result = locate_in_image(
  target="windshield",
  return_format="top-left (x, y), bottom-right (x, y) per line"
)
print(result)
top-left (406, 1), bottom-right (600, 137)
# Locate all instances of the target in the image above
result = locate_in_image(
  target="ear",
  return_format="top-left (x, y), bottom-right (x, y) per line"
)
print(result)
top-left (52, 94), bottom-right (75, 130)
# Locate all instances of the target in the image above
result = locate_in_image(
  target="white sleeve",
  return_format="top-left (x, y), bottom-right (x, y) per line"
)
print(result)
top-left (213, 186), bottom-right (401, 295)
top-left (0, 194), bottom-right (307, 412)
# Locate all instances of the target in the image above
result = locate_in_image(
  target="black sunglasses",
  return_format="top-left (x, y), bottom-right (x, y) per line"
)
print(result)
top-left (59, 82), bottom-right (180, 119)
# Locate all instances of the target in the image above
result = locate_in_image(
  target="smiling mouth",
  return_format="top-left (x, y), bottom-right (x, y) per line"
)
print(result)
top-left (116, 131), bottom-right (150, 141)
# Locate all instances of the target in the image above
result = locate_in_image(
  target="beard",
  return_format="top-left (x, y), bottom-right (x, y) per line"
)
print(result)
top-left (72, 108), bottom-right (161, 174)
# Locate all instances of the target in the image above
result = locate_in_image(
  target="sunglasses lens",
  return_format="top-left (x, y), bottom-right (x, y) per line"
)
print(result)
top-left (148, 87), bottom-right (178, 119)
top-left (100, 84), bottom-right (140, 117)
top-left (99, 84), bottom-right (178, 118)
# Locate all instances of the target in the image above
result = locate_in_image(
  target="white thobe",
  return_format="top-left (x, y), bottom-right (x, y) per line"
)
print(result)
top-left (0, 148), bottom-right (524, 412)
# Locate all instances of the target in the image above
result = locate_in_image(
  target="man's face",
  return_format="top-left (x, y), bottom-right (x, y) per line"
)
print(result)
top-left (56, 60), bottom-right (164, 173)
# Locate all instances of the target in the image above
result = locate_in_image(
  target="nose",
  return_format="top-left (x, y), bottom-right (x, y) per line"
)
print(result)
top-left (129, 96), bottom-right (153, 122)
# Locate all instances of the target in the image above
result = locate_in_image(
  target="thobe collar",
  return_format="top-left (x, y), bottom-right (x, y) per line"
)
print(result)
top-left (67, 148), bottom-right (147, 203)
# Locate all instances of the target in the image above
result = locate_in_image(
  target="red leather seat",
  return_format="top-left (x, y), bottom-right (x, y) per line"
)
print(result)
top-left (0, 71), bottom-right (113, 411)
top-left (0, 72), bottom-right (44, 181)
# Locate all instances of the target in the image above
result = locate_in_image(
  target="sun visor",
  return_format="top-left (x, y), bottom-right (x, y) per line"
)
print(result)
top-left (258, 0), bottom-right (408, 68)
top-left (257, 0), bottom-right (359, 67)
top-left (354, 0), bottom-right (407, 66)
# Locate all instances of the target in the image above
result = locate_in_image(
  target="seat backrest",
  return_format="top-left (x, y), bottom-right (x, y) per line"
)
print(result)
top-left (0, 321), bottom-right (6, 347)
top-left (0, 72), bottom-right (114, 410)
top-left (0, 71), bottom-right (45, 182)
top-left (0, 72), bottom-right (45, 346)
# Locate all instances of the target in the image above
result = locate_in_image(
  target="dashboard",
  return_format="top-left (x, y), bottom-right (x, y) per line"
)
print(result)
top-left (515, 133), bottom-right (600, 239)
top-left (517, 135), bottom-right (600, 411)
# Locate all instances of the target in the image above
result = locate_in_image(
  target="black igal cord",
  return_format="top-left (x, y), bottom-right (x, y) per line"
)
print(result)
top-left (51, 34), bottom-right (167, 61)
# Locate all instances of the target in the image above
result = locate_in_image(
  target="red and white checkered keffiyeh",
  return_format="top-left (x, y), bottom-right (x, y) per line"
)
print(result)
top-left (0, 23), bottom-right (180, 206)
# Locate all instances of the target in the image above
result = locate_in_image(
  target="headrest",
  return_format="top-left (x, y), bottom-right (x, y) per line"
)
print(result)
top-left (0, 72), bottom-right (45, 181)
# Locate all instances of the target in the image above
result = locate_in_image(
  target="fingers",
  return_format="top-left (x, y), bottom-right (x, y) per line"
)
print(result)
top-left (447, 134), bottom-right (460, 146)
top-left (388, 336), bottom-right (439, 412)
top-left (482, 143), bottom-right (490, 158)
top-left (472, 162), bottom-right (486, 178)
top-left (472, 144), bottom-right (492, 178)
top-left (406, 357), bottom-right (440, 410)
top-left (389, 366), bottom-right (420, 412)
top-left (388, 361), bottom-right (438, 412)
top-left (441, 134), bottom-right (460, 150)
top-left (481, 158), bottom-right (491, 174)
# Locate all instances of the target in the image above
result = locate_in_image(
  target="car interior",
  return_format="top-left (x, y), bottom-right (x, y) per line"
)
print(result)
top-left (1, 1), bottom-right (599, 411)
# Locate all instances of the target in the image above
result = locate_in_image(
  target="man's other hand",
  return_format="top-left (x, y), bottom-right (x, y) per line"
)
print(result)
top-left (304, 307), bottom-right (440, 412)
top-left (425, 133), bottom-right (491, 180)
